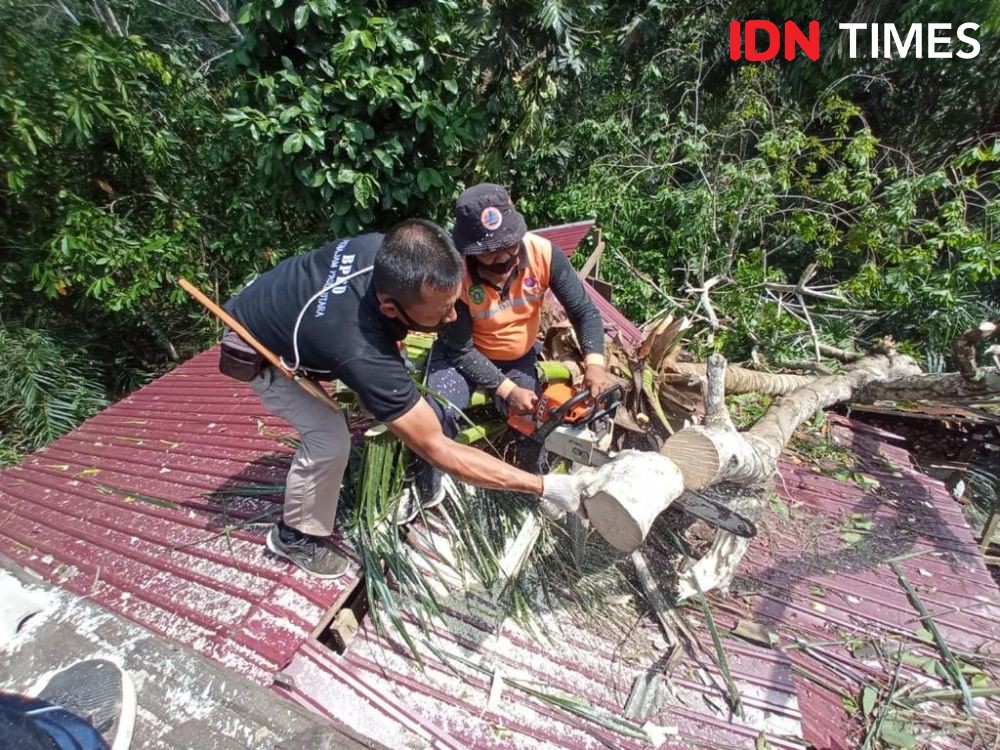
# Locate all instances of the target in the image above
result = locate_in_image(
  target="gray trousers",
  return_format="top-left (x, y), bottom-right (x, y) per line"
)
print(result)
top-left (250, 367), bottom-right (350, 537)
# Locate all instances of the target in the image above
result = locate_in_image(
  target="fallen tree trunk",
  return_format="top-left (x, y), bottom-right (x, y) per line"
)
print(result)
top-left (662, 350), bottom-right (921, 492)
top-left (856, 367), bottom-right (1000, 403)
top-left (583, 347), bottom-right (924, 598)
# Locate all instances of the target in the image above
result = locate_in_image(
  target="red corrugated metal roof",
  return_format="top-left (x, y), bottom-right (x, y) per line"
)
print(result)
top-left (0, 349), bottom-right (359, 683)
top-left (535, 221), bottom-right (597, 256)
top-left (281, 593), bottom-right (803, 749)
top-left (3, 223), bottom-right (998, 748)
top-left (0, 222), bottom-right (600, 688)
top-left (277, 415), bottom-right (1000, 749)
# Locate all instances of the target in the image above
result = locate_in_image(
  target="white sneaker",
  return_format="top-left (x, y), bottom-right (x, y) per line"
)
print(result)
top-left (393, 486), bottom-right (420, 526)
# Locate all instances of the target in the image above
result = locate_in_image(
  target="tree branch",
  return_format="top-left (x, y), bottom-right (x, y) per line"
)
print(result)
top-left (953, 321), bottom-right (998, 381)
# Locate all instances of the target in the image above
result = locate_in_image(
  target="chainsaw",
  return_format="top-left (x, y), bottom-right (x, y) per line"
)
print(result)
top-left (509, 382), bottom-right (756, 538)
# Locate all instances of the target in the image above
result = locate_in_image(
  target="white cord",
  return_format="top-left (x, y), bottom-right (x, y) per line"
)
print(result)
top-left (289, 265), bottom-right (374, 374)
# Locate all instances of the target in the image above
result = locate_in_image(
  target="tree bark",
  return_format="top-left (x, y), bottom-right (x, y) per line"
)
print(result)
top-left (582, 349), bottom-right (923, 595)
top-left (953, 321), bottom-right (998, 380)
top-left (856, 368), bottom-right (1000, 403)
top-left (665, 361), bottom-right (815, 396)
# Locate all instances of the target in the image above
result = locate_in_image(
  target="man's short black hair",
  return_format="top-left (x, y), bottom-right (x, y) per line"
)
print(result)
top-left (374, 219), bottom-right (463, 305)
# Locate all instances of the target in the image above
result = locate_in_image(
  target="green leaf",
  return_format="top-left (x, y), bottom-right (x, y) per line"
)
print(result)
top-left (840, 531), bottom-right (863, 544)
top-left (372, 148), bottom-right (393, 168)
top-left (879, 720), bottom-right (917, 748)
top-left (282, 132), bottom-right (304, 154)
top-left (417, 167), bottom-right (440, 192)
top-left (293, 4), bottom-right (310, 29)
top-left (222, 109), bottom-right (248, 123)
top-left (353, 178), bottom-right (370, 206)
top-left (236, 3), bottom-right (253, 24)
top-left (914, 627), bottom-right (934, 643)
top-left (861, 685), bottom-right (877, 717)
top-left (333, 196), bottom-right (351, 216)
top-left (359, 31), bottom-right (376, 51)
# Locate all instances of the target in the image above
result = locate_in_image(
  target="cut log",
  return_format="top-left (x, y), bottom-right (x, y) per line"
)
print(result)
top-left (583, 451), bottom-right (685, 552)
top-left (583, 349), bottom-right (922, 567)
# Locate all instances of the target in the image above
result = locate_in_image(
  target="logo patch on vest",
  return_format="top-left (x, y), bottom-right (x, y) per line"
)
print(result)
top-left (480, 206), bottom-right (503, 230)
top-left (469, 285), bottom-right (486, 305)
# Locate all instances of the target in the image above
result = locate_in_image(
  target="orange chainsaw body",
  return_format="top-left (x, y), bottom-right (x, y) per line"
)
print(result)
top-left (508, 383), bottom-right (591, 437)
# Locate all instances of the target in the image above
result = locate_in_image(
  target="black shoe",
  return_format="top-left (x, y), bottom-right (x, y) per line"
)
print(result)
top-left (266, 524), bottom-right (349, 579)
top-left (32, 659), bottom-right (136, 750)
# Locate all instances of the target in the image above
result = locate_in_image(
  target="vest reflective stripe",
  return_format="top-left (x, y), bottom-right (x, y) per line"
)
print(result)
top-left (461, 233), bottom-right (553, 361)
top-left (469, 291), bottom-right (546, 319)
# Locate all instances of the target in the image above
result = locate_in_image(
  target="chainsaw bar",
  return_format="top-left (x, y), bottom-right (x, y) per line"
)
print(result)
top-left (674, 490), bottom-right (757, 538)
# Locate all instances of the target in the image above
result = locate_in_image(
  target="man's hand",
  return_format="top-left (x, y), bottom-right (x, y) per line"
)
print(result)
top-left (539, 470), bottom-right (595, 521)
top-left (505, 385), bottom-right (539, 415)
top-left (583, 363), bottom-right (615, 398)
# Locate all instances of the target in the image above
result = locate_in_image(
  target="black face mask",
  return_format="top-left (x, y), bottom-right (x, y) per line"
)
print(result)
top-left (475, 250), bottom-right (519, 275)
top-left (388, 299), bottom-right (447, 334)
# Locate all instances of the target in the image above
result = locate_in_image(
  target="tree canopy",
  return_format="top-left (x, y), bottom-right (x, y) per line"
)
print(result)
top-left (1, 0), bottom-right (997, 460)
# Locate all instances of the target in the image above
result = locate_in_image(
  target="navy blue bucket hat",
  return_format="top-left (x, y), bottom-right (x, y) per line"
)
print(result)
top-left (451, 183), bottom-right (528, 255)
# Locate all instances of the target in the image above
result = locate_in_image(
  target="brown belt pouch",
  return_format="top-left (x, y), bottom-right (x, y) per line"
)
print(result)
top-left (219, 328), bottom-right (265, 382)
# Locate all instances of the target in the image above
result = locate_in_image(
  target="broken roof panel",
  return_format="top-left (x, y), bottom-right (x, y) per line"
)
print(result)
top-left (537, 220), bottom-right (643, 348)
top-left (277, 414), bottom-right (1000, 749)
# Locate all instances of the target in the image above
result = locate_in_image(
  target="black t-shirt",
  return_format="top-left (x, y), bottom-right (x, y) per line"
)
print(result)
top-left (225, 234), bottom-right (420, 422)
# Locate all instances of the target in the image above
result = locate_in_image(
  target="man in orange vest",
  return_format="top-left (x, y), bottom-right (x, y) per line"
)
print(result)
top-left (414, 184), bottom-right (614, 517)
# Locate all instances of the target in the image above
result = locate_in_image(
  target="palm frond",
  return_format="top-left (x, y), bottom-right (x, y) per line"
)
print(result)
top-left (0, 322), bottom-right (108, 456)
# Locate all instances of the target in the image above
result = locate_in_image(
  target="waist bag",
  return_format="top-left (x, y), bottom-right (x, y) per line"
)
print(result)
top-left (219, 328), bottom-right (265, 382)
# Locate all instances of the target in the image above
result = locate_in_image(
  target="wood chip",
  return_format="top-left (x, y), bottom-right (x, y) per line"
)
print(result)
top-left (732, 619), bottom-right (777, 647)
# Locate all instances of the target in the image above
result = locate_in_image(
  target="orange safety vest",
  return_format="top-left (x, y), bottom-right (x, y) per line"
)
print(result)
top-left (460, 232), bottom-right (553, 361)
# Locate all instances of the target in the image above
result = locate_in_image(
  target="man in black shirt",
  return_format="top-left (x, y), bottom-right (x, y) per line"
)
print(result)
top-left (225, 220), bottom-right (591, 578)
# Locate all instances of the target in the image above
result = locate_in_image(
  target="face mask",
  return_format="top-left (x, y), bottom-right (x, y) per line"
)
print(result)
top-left (476, 254), bottom-right (518, 275)
top-left (389, 299), bottom-right (448, 334)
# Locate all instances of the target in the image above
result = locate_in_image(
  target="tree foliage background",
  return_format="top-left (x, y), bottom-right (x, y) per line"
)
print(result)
top-left (1, 0), bottom-right (998, 461)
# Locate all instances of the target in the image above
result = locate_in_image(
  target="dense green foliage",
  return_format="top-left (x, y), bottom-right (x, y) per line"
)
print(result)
top-left (1, 0), bottom-right (998, 460)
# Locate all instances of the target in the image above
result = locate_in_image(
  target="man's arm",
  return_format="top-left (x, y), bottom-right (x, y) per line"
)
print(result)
top-left (548, 248), bottom-right (615, 395)
top-left (387, 398), bottom-right (544, 495)
top-left (548, 247), bottom-right (605, 357)
top-left (437, 301), bottom-right (520, 402)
